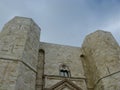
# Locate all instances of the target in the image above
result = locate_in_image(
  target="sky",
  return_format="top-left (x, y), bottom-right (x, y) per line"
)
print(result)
top-left (0, 0), bottom-right (120, 47)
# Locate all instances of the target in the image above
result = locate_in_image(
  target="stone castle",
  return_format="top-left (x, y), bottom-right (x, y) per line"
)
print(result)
top-left (0, 16), bottom-right (120, 90)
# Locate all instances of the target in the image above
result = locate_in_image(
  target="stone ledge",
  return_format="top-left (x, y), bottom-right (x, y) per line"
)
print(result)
top-left (0, 57), bottom-right (37, 73)
top-left (44, 75), bottom-right (86, 81)
top-left (94, 70), bottom-right (120, 89)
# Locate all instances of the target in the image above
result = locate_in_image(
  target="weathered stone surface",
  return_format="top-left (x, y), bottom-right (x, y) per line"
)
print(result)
top-left (15, 62), bottom-right (36, 90)
top-left (40, 42), bottom-right (87, 90)
top-left (82, 30), bottom-right (120, 90)
top-left (0, 16), bottom-right (40, 90)
top-left (36, 50), bottom-right (45, 90)
top-left (0, 60), bottom-right (19, 90)
top-left (0, 16), bottom-right (40, 71)
top-left (0, 17), bottom-right (120, 90)
top-left (94, 72), bottom-right (120, 90)
top-left (0, 60), bottom-right (36, 90)
top-left (102, 72), bottom-right (120, 90)
top-left (40, 42), bottom-right (85, 77)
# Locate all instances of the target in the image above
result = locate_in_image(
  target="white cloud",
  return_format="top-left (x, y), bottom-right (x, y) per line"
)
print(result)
top-left (0, 0), bottom-right (120, 46)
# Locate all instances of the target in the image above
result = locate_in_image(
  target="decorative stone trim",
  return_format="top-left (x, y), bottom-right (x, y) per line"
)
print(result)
top-left (45, 79), bottom-right (83, 90)
top-left (44, 75), bottom-right (86, 81)
top-left (94, 70), bottom-right (120, 89)
top-left (0, 57), bottom-right (37, 73)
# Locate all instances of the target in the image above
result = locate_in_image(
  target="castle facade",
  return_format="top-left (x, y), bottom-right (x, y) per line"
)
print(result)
top-left (0, 16), bottom-right (120, 90)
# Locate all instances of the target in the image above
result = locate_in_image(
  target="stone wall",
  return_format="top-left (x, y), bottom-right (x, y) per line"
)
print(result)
top-left (0, 16), bottom-right (40, 90)
top-left (0, 59), bottom-right (19, 90)
top-left (40, 42), bottom-right (87, 90)
top-left (40, 42), bottom-right (84, 77)
top-left (82, 30), bottom-right (120, 90)
top-left (1, 16), bottom-right (120, 90)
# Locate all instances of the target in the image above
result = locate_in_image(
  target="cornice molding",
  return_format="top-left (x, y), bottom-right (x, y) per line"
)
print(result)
top-left (45, 79), bottom-right (83, 90)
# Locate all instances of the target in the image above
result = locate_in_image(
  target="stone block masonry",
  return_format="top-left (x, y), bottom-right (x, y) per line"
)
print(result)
top-left (0, 16), bottom-right (40, 90)
top-left (82, 30), bottom-right (120, 90)
top-left (0, 16), bottom-right (120, 90)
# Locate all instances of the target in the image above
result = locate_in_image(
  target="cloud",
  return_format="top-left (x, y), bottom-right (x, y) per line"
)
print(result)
top-left (103, 18), bottom-right (120, 44)
top-left (0, 0), bottom-right (120, 46)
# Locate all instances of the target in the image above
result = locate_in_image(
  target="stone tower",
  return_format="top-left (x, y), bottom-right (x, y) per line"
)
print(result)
top-left (0, 16), bottom-right (40, 90)
top-left (0, 17), bottom-right (120, 90)
top-left (82, 30), bottom-right (120, 90)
